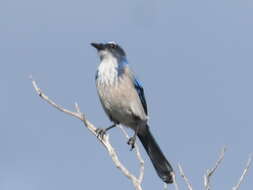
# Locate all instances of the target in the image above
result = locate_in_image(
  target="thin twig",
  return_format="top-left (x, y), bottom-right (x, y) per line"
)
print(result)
top-left (232, 154), bottom-right (253, 190)
top-left (178, 164), bottom-right (193, 190)
top-left (204, 147), bottom-right (226, 190)
top-left (119, 126), bottom-right (145, 183)
top-left (31, 77), bottom-right (143, 190)
top-left (31, 78), bottom-right (82, 120)
top-left (172, 172), bottom-right (179, 190)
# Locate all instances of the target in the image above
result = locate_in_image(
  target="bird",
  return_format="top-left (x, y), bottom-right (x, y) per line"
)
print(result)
top-left (91, 41), bottom-right (174, 184)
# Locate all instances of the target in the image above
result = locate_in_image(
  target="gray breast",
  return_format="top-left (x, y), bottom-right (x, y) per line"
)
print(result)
top-left (96, 72), bottom-right (147, 130)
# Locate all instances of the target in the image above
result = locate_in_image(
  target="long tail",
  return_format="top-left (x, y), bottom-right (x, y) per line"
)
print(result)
top-left (137, 125), bottom-right (173, 183)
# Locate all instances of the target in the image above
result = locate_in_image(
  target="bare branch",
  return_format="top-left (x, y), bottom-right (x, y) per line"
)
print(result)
top-left (119, 126), bottom-right (145, 183)
top-left (136, 143), bottom-right (145, 182)
top-left (204, 147), bottom-right (226, 190)
top-left (31, 77), bottom-right (252, 190)
top-left (178, 164), bottom-right (194, 190)
top-left (31, 77), bottom-right (83, 120)
top-left (172, 172), bottom-right (179, 190)
top-left (31, 77), bottom-right (143, 190)
top-left (232, 154), bottom-right (253, 190)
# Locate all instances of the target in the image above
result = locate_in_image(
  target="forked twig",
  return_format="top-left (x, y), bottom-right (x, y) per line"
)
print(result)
top-left (204, 147), bottom-right (226, 190)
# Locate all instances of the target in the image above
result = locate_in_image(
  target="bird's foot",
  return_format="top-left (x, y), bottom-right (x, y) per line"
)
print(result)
top-left (127, 136), bottom-right (136, 151)
top-left (95, 128), bottom-right (106, 139)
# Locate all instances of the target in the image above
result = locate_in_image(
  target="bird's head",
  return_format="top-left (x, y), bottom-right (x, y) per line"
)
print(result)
top-left (91, 41), bottom-right (126, 61)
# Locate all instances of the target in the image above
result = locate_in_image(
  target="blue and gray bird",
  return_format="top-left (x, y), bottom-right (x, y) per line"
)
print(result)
top-left (91, 41), bottom-right (173, 184)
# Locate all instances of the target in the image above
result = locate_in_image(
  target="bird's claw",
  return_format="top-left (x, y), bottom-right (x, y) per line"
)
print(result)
top-left (96, 128), bottom-right (106, 139)
top-left (127, 137), bottom-right (136, 150)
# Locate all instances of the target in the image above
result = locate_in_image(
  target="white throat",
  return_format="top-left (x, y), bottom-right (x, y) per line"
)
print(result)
top-left (97, 54), bottom-right (119, 86)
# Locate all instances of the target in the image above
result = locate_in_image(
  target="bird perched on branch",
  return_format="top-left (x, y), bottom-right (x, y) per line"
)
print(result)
top-left (91, 41), bottom-right (174, 184)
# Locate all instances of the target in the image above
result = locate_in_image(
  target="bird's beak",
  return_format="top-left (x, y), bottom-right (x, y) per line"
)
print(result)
top-left (91, 43), bottom-right (105, 51)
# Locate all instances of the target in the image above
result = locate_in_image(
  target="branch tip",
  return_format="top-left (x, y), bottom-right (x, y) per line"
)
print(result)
top-left (232, 154), bottom-right (253, 190)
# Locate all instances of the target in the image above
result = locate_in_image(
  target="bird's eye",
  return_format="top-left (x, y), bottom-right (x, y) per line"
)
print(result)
top-left (110, 44), bottom-right (116, 48)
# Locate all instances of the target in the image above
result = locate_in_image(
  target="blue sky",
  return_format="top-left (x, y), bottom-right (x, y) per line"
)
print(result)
top-left (0, 0), bottom-right (252, 189)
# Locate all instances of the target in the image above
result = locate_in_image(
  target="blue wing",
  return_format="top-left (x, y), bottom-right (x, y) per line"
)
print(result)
top-left (134, 78), bottom-right (148, 115)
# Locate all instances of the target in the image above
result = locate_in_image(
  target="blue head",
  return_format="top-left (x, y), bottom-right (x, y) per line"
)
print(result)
top-left (91, 41), bottom-right (127, 63)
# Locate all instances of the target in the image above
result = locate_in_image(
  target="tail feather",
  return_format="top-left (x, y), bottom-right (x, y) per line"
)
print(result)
top-left (137, 125), bottom-right (173, 183)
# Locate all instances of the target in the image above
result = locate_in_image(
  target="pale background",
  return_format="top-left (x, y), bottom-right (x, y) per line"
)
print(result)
top-left (0, 0), bottom-right (252, 189)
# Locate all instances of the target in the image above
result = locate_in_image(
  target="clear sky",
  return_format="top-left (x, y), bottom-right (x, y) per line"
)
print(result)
top-left (0, 0), bottom-right (252, 189)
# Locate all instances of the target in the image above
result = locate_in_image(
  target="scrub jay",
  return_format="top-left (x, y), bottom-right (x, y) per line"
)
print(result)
top-left (91, 42), bottom-right (173, 184)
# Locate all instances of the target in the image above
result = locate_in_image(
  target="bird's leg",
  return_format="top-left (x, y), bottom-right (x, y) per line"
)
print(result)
top-left (96, 123), bottom-right (117, 139)
top-left (127, 126), bottom-right (140, 150)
